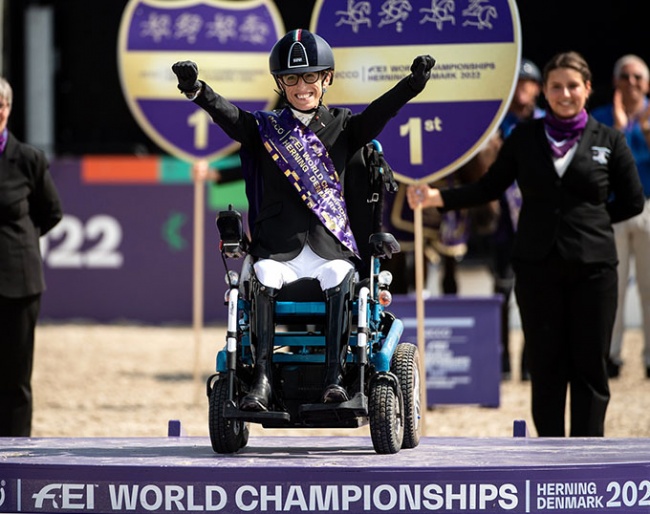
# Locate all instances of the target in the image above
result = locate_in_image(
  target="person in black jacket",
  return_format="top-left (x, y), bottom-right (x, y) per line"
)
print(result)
top-left (407, 51), bottom-right (645, 437)
top-left (0, 76), bottom-right (63, 436)
top-left (172, 30), bottom-right (434, 411)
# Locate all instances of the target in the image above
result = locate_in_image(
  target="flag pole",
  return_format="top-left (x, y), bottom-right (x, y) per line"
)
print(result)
top-left (413, 202), bottom-right (427, 435)
top-left (192, 166), bottom-right (205, 403)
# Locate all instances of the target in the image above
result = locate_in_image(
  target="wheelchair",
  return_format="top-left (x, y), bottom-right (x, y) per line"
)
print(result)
top-left (205, 141), bottom-right (422, 454)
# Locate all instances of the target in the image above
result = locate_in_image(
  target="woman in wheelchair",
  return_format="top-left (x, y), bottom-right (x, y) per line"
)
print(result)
top-left (172, 30), bottom-right (434, 412)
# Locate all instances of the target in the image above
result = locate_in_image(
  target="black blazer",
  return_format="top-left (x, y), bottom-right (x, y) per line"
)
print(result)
top-left (0, 133), bottom-right (62, 298)
top-left (441, 116), bottom-right (645, 265)
top-left (195, 77), bottom-right (421, 262)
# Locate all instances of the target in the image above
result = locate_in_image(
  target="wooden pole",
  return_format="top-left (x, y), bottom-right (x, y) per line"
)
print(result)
top-left (413, 203), bottom-right (428, 435)
top-left (192, 173), bottom-right (205, 403)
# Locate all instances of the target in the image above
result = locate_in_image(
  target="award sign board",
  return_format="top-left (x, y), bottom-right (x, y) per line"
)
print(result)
top-left (118, 0), bottom-right (284, 161)
top-left (391, 295), bottom-right (501, 407)
top-left (311, 0), bottom-right (521, 184)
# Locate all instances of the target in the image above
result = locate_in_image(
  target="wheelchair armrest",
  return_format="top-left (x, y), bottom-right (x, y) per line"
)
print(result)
top-left (216, 209), bottom-right (249, 259)
top-left (369, 232), bottom-right (400, 259)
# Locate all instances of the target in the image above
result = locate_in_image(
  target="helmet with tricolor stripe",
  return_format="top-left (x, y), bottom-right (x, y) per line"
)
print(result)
top-left (269, 29), bottom-right (335, 76)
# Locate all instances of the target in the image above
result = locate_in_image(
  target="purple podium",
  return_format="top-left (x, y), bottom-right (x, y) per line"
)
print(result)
top-left (391, 295), bottom-right (502, 408)
top-left (2, 432), bottom-right (650, 514)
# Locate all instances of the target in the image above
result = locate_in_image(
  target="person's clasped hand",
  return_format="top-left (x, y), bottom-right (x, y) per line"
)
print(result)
top-left (192, 160), bottom-right (211, 182)
top-left (406, 184), bottom-right (442, 210)
top-left (172, 61), bottom-right (200, 93)
top-left (408, 55), bottom-right (436, 90)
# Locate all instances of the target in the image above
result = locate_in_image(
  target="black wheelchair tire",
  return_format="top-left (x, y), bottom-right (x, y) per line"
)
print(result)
top-left (369, 377), bottom-right (404, 454)
top-left (208, 377), bottom-right (250, 453)
top-left (392, 342), bottom-right (422, 449)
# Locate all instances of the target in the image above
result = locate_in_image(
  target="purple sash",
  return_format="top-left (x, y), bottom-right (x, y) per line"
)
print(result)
top-left (505, 182), bottom-right (522, 231)
top-left (439, 209), bottom-right (469, 247)
top-left (253, 108), bottom-right (359, 256)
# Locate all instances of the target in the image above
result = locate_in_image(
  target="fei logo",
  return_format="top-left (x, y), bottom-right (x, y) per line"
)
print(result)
top-left (32, 483), bottom-right (96, 510)
top-left (0, 479), bottom-right (5, 507)
top-left (591, 146), bottom-right (611, 165)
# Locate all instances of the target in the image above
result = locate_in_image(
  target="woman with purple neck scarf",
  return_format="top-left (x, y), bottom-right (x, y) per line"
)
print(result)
top-left (406, 51), bottom-right (645, 437)
top-left (0, 76), bottom-right (62, 436)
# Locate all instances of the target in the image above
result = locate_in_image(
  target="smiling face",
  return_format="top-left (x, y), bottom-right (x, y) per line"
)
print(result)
top-left (615, 61), bottom-right (649, 105)
top-left (277, 71), bottom-right (332, 111)
top-left (0, 78), bottom-right (12, 134)
top-left (0, 95), bottom-right (11, 134)
top-left (543, 67), bottom-right (591, 119)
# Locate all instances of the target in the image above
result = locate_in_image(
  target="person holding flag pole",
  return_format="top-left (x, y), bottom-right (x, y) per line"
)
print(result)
top-left (407, 51), bottom-right (644, 437)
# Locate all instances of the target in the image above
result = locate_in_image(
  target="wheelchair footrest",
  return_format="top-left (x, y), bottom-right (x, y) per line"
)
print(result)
top-left (223, 400), bottom-right (291, 423)
top-left (298, 393), bottom-right (368, 424)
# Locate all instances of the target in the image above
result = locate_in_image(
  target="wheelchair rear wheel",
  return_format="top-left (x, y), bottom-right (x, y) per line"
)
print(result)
top-left (208, 376), bottom-right (250, 453)
top-left (369, 376), bottom-right (404, 454)
top-left (392, 342), bottom-right (422, 449)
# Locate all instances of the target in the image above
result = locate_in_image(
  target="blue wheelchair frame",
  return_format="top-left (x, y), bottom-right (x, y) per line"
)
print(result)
top-left (216, 249), bottom-right (404, 375)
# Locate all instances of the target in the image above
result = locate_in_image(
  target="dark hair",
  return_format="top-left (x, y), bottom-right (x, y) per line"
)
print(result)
top-left (542, 51), bottom-right (592, 85)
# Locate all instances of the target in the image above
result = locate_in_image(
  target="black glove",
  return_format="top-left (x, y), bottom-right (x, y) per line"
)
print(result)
top-left (408, 55), bottom-right (436, 91)
top-left (172, 61), bottom-right (200, 93)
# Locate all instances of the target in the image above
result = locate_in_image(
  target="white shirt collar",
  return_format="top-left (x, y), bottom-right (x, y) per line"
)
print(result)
top-left (290, 108), bottom-right (315, 126)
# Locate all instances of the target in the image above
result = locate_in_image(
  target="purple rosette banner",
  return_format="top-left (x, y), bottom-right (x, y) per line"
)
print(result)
top-left (311, 0), bottom-right (521, 184)
top-left (118, 0), bottom-right (284, 162)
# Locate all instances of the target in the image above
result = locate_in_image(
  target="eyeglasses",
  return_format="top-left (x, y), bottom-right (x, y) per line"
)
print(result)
top-left (619, 72), bottom-right (646, 82)
top-left (277, 71), bottom-right (322, 86)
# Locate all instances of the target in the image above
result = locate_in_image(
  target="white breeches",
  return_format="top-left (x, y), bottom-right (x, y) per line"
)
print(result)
top-left (254, 245), bottom-right (354, 291)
